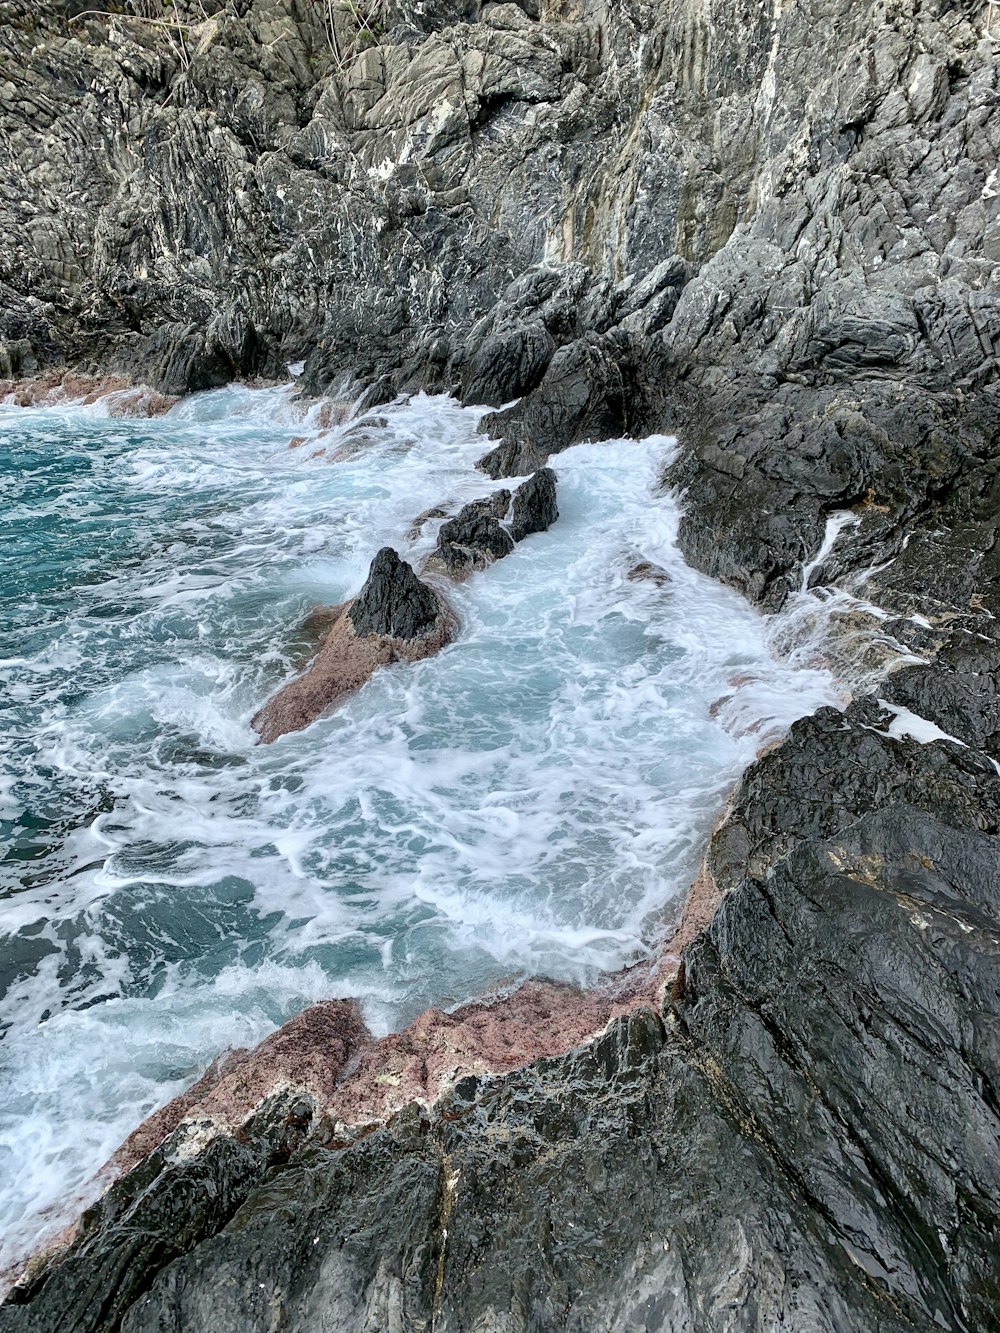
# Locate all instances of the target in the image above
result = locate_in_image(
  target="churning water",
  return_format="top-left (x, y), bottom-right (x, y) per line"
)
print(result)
top-left (0, 385), bottom-right (842, 1272)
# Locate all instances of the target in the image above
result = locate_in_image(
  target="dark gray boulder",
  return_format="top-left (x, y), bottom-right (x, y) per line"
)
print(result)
top-left (347, 548), bottom-right (440, 641)
top-left (140, 324), bottom-right (241, 397)
top-left (460, 320), bottom-right (556, 407)
top-left (478, 335), bottom-right (629, 478)
top-left (429, 474), bottom-right (557, 575)
top-left (434, 494), bottom-right (515, 576)
top-left (509, 467), bottom-right (558, 542)
top-left (457, 264), bottom-right (616, 408)
top-left (253, 552), bottom-right (451, 742)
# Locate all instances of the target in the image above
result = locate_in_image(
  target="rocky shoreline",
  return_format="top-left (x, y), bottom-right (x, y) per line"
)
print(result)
top-left (5, 679), bottom-right (999, 1332)
top-left (2, 0), bottom-right (999, 1327)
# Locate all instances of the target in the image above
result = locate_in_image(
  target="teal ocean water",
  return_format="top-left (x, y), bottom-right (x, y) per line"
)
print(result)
top-left (0, 385), bottom-right (841, 1272)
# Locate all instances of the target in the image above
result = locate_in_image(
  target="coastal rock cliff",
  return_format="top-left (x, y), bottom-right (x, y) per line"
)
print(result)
top-left (2, 0), bottom-right (1000, 1329)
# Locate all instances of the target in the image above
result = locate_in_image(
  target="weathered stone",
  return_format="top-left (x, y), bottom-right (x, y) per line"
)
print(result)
top-left (509, 466), bottom-right (557, 542)
top-left (478, 335), bottom-right (628, 477)
top-left (252, 551), bottom-right (451, 742)
top-left (433, 495), bottom-right (515, 576)
top-left (347, 548), bottom-right (440, 641)
top-left (6, 709), bottom-right (1000, 1332)
top-left (5, 0), bottom-right (1000, 1326)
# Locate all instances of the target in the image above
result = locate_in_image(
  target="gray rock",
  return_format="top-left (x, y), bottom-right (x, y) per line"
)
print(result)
top-left (434, 493), bottom-right (515, 575)
top-left (6, 705), bottom-right (999, 1333)
top-left (4, 0), bottom-right (1000, 1325)
top-left (348, 548), bottom-right (440, 640)
top-left (509, 466), bottom-right (557, 541)
top-left (478, 334), bottom-right (628, 477)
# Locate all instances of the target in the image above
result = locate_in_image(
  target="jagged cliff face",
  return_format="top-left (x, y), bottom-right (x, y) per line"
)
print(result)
top-left (3, 1), bottom-right (992, 396)
top-left (3, 2), bottom-right (1000, 1331)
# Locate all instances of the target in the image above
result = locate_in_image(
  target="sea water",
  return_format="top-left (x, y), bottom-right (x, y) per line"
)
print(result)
top-left (0, 385), bottom-right (843, 1273)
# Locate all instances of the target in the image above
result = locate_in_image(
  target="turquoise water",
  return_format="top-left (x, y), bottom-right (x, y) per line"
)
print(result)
top-left (0, 386), bottom-right (840, 1272)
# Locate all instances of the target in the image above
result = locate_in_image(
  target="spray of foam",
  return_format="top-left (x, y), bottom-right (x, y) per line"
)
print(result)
top-left (767, 508), bottom-right (924, 697)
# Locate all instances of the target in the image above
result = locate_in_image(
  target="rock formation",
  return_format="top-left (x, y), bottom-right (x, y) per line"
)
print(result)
top-left (252, 548), bottom-right (452, 742)
top-left (2, 0), bottom-right (1000, 1327)
top-left (509, 466), bottom-right (558, 541)
top-left (346, 547), bottom-right (441, 641)
top-left (430, 469), bottom-right (558, 575)
top-left (433, 492), bottom-right (516, 576)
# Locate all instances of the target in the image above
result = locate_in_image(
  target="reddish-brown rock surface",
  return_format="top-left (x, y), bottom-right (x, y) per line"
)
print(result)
top-left (1, 373), bottom-right (177, 417)
top-left (253, 549), bottom-right (455, 742)
top-left (252, 596), bottom-right (453, 742)
top-left (106, 849), bottom-right (719, 1168)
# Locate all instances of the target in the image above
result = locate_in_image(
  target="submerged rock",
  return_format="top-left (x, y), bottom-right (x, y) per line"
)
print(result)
top-left (628, 561), bottom-right (672, 587)
top-left (406, 505), bottom-right (450, 540)
top-left (252, 550), bottom-right (451, 743)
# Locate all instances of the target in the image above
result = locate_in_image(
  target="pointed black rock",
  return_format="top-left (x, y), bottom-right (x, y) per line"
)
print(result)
top-left (348, 548), bottom-right (440, 640)
top-left (510, 468), bottom-right (559, 543)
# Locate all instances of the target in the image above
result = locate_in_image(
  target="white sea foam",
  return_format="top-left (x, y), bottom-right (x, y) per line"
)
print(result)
top-left (0, 388), bottom-right (857, 1276)
top-left (800, 509), bottom-right (861, 591)
top-left (877, 702), bottom-right (966, 747)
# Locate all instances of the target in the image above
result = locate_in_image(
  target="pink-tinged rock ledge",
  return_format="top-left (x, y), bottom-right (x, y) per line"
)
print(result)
top-left (3, 832), bottom-right (724, 1299)
top-left (0, 372), bottom-right (178, 417)
top-left (110, 845), bottom-right (722, 1171)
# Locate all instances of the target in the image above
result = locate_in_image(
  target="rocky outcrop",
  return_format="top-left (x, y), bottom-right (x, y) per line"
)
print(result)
top-left (0, 0), bottom-right (811, 410)
top-left (254, 468), bottom-right (558, 737)
top-left (478, 333), bottom-right (630, 476)
top-left (432, 491), bottom-right (516, 576)
top-left (252, 549), bottom-right (451, 742)
top-left (5, 691), bottom-right (1000, 1332)
top-left (347, 547), bottom-right (441, 640)
top-left (429, 469), bottom-right (558, 575)
top-left (0, 373), bottom-right (177, 417)
top-left (509, 465), bottom-right (558, 541)
top-left (650, 4), bottom-right (1000, 613)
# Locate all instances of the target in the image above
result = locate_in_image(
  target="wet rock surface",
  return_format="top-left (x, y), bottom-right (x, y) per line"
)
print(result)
top-left (3, 0), bottom-right (1000, 1326)
top-left (5, 700), bottom-right (1000, 1332)
top-left (347, 547), bottom-right (441, 641)
top-left (478, 334), bottom-right (630, 477)
top-left (430, 470), bottom-right (557, 575)
top-left (252, 549), bottom-right (451, 742)
top-left (509, 466), bottom-right (558, 542)
top-left (433, 494), bottom-right (515, 576)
